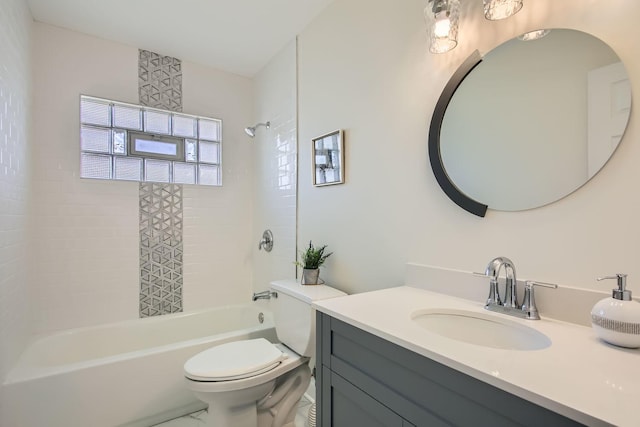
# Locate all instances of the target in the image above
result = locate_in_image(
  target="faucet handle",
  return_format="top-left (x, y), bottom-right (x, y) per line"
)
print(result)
top-left (521, 280), bottom-right (557, 320)
top-left (472, 272), bottom-right (501, 306)
top-left (525, 280), bottom-right (558, 290)
top-left (258, 229), bottom-right (274, 252)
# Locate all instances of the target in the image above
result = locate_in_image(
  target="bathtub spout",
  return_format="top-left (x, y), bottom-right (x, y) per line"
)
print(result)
top-left (252, 290), bottom-right (278, 301)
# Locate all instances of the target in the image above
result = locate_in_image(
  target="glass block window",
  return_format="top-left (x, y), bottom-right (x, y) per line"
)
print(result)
top-left (80, 95), bottom-right (222, 186)
top-left (144, 110), bottom-right (171, 135)
top-left (114, 156), bottom-right (143, 181)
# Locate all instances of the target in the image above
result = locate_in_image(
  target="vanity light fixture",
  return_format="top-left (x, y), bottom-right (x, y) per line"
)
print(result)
top-left (517, 29), bottom-right (551, 41)
top-left (425, 0), bottom-right (460, 54)
top-left (483, 0), bottom-right (523, 20)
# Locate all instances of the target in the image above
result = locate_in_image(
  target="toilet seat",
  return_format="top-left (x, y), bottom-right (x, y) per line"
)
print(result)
top-left (184, 338), bottom-right (288, 382)
top-left (185, 342), bottom-right (308, 393)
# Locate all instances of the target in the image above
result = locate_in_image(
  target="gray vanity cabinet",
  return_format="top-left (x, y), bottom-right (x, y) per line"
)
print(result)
top-left (316, 312), bottom-right (584, 427)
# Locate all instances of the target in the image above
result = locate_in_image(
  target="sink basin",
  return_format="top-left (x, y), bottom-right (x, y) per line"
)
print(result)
top-left (411, 309), bottom-right (551, 351)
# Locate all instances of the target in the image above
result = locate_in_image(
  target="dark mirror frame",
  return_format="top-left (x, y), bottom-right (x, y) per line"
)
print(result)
top-left (428, 50), bottom-right (487, 217)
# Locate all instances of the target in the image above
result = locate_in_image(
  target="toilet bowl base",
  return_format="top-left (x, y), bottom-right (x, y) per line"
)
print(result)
top-left (257, 364), bottom-right (310, 427)
top-left (188, 363), bottom-right (311, 427)
top-left (194, 381), bottom-right (275, 427)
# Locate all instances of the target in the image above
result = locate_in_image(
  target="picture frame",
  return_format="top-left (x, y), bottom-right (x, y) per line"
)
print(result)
top-left (312, 129), bottom-right (344, 186)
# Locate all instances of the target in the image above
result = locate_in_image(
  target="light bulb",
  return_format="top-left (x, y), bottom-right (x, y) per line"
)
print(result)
top-left (433, 14), bottom-right (451, 38)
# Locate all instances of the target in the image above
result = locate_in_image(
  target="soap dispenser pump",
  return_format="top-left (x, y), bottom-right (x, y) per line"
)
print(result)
top-left (591, 274), bottom-right (640, 348)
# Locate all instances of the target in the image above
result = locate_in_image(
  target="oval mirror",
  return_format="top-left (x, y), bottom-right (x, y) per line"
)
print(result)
top-left (430, 29), bottom-right (632, 216)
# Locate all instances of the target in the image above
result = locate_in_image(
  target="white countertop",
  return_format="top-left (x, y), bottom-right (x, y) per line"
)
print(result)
top-left (313, 286), bottom-right (640, 427)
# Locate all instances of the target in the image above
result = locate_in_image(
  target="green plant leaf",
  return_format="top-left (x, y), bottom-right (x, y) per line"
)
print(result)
top-left (294, 240), bottom-right (333, 269)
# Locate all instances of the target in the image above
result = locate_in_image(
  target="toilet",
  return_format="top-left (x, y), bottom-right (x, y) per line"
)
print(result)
top-left (184, 280), bottom-right (346, 427)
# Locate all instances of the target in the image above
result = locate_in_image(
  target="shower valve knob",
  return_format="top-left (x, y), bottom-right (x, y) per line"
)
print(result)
top-left (258, 230), bottom-right (274, 252)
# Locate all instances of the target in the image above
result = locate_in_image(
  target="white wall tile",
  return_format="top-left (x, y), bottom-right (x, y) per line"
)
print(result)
top-left (252, 41), bottom-right (298, 291)
top-left (180, 59), bottom-right (255, 309)
top-left (0, 0), bottom-right (32, 383)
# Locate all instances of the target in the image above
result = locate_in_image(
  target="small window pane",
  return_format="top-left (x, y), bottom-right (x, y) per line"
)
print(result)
top-left (113, 105), bottom-right (142, 130)
top-left (81, 126), bottom-right (110, 153)
top-left (144, 110), bottom-right (171, 134)
top-left (113, 130), bottom-right (126, 155)
top-left (199, 119), bottom-right (221, 141)
top-left (114, 156), bottom-right (142, 181)
top-left (145, 159), bottom-right (171, 183)
top-left (80, 98), bottom-right (111, 126)
top-left (81, 153), bottom-right (111, 179)
top-left (199, 141), bottom-right (219, 164)
top-left (186, 139), bottom-right (197, 162)
top-left (134, 138), bottom-right (178, 156)
top-left (174, 162), bottom-right (196, 184)
top-left (173, 115), bottom-right (196, 137)
top-left (198, 164), bottom-right (219, 186)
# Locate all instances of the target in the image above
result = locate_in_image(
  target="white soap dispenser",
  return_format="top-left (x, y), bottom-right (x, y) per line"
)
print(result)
top-left (591, 274), bottom-right (640, 348)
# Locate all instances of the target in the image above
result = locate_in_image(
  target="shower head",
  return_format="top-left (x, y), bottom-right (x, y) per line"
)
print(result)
top-left (244, 121), bottom-right (270, 138)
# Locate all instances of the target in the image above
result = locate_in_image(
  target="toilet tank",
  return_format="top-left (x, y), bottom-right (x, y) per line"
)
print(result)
top-left (269, 280), bottom-right (346, 357)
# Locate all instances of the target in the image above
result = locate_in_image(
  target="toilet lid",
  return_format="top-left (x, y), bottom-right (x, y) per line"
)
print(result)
top-left (184, 338), bottom-right (287, 381)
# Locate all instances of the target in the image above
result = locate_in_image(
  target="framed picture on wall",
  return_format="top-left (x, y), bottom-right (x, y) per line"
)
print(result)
top-left (312, 129), bottom-right (344, 186)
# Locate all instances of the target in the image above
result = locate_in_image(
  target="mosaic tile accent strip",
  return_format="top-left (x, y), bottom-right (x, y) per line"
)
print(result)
top-left (138, 49), bottom-right (183, 112)
top-left (139, 183), bottom-right (184, 317)
top-left (138, 49), bottom-right (184, 317)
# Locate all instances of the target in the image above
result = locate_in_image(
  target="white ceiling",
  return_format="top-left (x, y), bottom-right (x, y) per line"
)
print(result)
top-left (27, 0), bottom-right (335, 77)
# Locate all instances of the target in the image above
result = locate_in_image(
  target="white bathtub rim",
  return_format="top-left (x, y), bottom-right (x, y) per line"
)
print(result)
top-left (4, 306), bottom-right (275, 385)
top-left (27, 304), bottom-right (270, 343)
top-left (4, 328), bottom-right (273, 385)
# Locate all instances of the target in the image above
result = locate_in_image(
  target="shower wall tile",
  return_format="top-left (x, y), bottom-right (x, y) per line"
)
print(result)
top-left (0, 0), bottom-right (32, 383)
top-left (30, 24), bottom-right (143, 334)
top-left (29, 182), bottom-right (140, 331)
top-left (181, 183), bottom-right (254, 310)
top-left (252, 40), bottom-right (298, 290)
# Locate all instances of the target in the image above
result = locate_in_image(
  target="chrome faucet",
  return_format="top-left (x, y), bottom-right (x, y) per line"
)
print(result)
top-left (252, 290), bottom-right (278, 301)
top-left (477, 257), bottom-right (557, 320)
top-left (484, 256), bottom-right (518, 308)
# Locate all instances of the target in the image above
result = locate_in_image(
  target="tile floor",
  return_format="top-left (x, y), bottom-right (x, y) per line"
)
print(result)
top-left (152, 395), bottom-right (313, 427)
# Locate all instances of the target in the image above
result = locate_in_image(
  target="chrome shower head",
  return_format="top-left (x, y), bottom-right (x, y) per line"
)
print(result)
top-left (244, 121), bottom-right (270, 138)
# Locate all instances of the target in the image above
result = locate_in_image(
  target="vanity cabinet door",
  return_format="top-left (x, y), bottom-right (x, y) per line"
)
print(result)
top-left (322, 369), bottom-right (410, 427)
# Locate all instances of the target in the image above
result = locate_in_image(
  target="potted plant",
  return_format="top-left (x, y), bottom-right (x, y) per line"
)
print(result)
top-left (295, 241), bottom-right (333, 285)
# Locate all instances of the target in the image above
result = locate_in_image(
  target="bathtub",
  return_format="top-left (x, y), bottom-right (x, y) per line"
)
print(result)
top-left (2, 305), bottom-right (277, 427)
